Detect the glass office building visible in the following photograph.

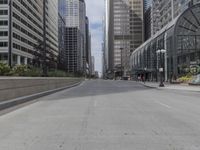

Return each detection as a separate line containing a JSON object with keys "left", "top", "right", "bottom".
{"left": 105, "top": 0, "right": 144, "bottom": 77}
{"left": 65, "top": 27, "right": 82, "bottom": 73}
{"left": 130, "top": 4, "right": 200, "bottom": 81}
{"left": 65, "top": 0, "right": 86, "bottom": 73}
{"left": 144, "top": 0, "right": 152, "bottom": 41}
{"left": 58, "top": 0, "right": 67, "bottom": 69}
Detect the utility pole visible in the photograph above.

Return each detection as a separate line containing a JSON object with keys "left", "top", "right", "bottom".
{"left": 42, "top": 0, "right": 47, "bottom": 76}
{"left": 8, "top": 0, "right": 12, "bottom": 68}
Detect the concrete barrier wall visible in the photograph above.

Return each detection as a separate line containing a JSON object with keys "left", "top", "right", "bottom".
{"left": 0, "top": 77, "right": 82, "bottom": 102}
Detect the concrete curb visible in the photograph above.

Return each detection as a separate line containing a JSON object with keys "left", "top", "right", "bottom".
{"left": 139, "top": 82, "right": 200, "bottom": 92}
{"left": 141, "top": 83, "right": 158, "bottom": 89}
{"left": 0, "top": 81, "right": 82, "bottom": 111}
{"left": 136, "top": 81, "right": 158, "bottom": 89}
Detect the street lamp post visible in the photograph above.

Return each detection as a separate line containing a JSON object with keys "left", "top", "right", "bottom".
{"left": 157, "top": 49, "right": 166, "bottom": 87}
{"left": 144, "top": 67, "right": 147, "bottom": 82}
{"left": 120, "top": 48, "right": 123, "bottom": 79}
{"left": 8, "top": 0, "right": 12, "bottom": 68}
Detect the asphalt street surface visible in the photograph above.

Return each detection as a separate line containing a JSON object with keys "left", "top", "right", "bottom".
{"left": 0, "top": 80, "right": 200, "bottom": 150}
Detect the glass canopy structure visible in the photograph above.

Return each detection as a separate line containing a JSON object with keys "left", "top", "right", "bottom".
{"left": 130, "top": 3, "right": 200, "bottom": 81}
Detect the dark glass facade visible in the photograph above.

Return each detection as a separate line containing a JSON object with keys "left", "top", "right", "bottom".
{"left": 65, "top": 27, "right": 82, "bottom": 73}
{"left": 58, "top": 0, "right": 66, "bottom": 69}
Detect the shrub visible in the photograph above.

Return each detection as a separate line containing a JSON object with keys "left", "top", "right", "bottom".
{"left": 1, "top": 63, "right": 77, "bottom": 77}
{"left": 47, "top": 69, "right": 67, "bottom": 77}
{"left": 177, "top": 75, "right": 193, "bottom": 83}
{"left": 24, "top": 67, "right": 43, "bottom": 77}
{"left": 12, "top": 65, "right": 29, "bottom": 76}
{"left": 12, "top": 65, "right": 43, "bottom": 77}
{"left": 0, "top": 62, "right": 11, "bottom": 76}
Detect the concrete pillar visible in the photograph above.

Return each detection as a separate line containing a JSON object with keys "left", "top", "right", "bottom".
{"left": 17, "top": 55, "right": 21, "bottom": 65}
{"left": 24, "top": 57, "right": 28, "bottom": 65}
{"left": 171, "top": 0, "right": 174, "bottom": 20}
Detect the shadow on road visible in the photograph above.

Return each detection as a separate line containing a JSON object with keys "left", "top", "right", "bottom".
{"left": 42, "top": 80, "right": 153, "bottom": 101}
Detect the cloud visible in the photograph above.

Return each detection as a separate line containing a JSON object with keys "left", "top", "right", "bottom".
{"left": 85, "top": 0, "right": 104, "bottom": 74}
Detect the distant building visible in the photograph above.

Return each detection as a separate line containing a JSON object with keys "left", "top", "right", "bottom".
{"left": 102, "top": 41, "right": 106, "bottom": 78}
{"left": 102, "top": 3, "right": 107, "bottom": 78}
{"left": 91, "top": 56, "right": 95, "bottom": 76}
{"left": 65, "top": 27, "right": 82, "bottom": 73}
{"left": 144, "top": 0, "right": 152, "bottom": 9}
{"left": 65, "top": 0, "right": 87, "bottom": 73}
{"left": 144, "top": 0, "right": 152, "bottom": 41}
{"left": 58, "top": 0, "right": 67, "bottom": 69}
{"left": 85, "top": 16, "right": 92, "bottom": 75}
{"left": 105, "top": 0, "right": 144, "bottom": 76}
{"left": 95, "top": 71, "right": 99, "bottom": 78}
{"left": 0, "top": 0, "right": 58, "bottom": 66}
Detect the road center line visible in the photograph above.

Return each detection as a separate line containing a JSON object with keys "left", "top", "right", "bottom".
{"left": 94, "top": 100, "right": 98, "bottom": 107}
{"left": 154, "top": 101, "right": 172, "bottom": 109}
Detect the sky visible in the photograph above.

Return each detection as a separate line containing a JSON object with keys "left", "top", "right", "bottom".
{"left": 85, "top": 0, "right": 104, "bottom": 74}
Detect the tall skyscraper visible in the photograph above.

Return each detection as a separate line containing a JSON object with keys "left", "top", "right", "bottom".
{"left": 58, "top": 0, "right": 67, "bottom": 69}
{"left": 151, "top": 0, "right": 200, "bottom": 35}
{"left": 85, "top": 16, "right": 92, "bottom": 75}
{"left": 144, "top": 0, "right": 152, "bottom": 41}
{"left": 0, "top": 0, "right": 59, "bottom": 66}
{"left": 144, "top": 0, "right": 152, "bottom": 11}
{"left": 65, "top": 27, "right": 82, "bottom": 72}
{"left": 105, "top": 0, "right": 144, "bottom": 76}
{"left": 65, "top": 0, "right": 86, "bottom": 73}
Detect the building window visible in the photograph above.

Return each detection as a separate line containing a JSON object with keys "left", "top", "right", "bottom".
{"left": 0, "top": 0, "right": 8, "bottom": 4}
{"left": 0, "top": 10, "right": 8, "bottom": 15}
{"left": 0, "top": 20, "right": 8, "bottom": 26}
{"left": 0, "top": 31, "right": 8, "bottom": 36}
{"left": 0, "top": 42, "right": 8, "bottom": 47}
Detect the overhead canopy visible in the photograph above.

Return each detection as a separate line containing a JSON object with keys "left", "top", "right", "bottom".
{"left": 175, "top": 4, "right": 200, "bottom": 53}
{"left": 175, "top": 4, "right": 200, "bottom": 36}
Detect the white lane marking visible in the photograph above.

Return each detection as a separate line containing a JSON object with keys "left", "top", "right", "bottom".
{"left": 155, "top": 101, "right": 172, "bottom": 109}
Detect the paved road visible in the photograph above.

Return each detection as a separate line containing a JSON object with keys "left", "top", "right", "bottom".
{"left": 0, "top": 80, "right": 200, "bottom": 150}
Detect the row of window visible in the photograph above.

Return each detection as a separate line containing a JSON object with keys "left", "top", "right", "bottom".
{"left": 0, "top": 42, "right": 7, "bottom": 47}
{"left": 13, "top": 32, "right": 35, "bottom": 47}
{"left": 13, "top": 4, "right": 43, "bottom": 37}
{"left": 0, "top": 0, "right": 58, "bottom": 58}
{"left": 16, "top": 0, "right": 42, "bottom": 23}
{"left": 13, "top": 1, "right": 59, "bottom": 55}
{"left": 0, "top": 31, "right": 7, "bottom": 36}
{"left": 13, "top": 22, "right": 41, "bottom": 45}
{"left": 0, "top": 0, "right": 7, "bottom": 4}
{"left": 0, "top": 10, "right": 8, "bottom": 15}
{"left": 0, "top": 20, "right": 8, "bottom": 26}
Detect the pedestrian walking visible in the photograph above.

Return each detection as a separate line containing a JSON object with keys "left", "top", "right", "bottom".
{"left": 141, "top": 74, "right": 145, "bottom": 83}
{"left": 138, "top": 75, "right": 141, "bottom": 82}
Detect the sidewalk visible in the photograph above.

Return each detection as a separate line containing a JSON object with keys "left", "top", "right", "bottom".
{"left": 140, "top": 82, "right": 200, "bottom": 92}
